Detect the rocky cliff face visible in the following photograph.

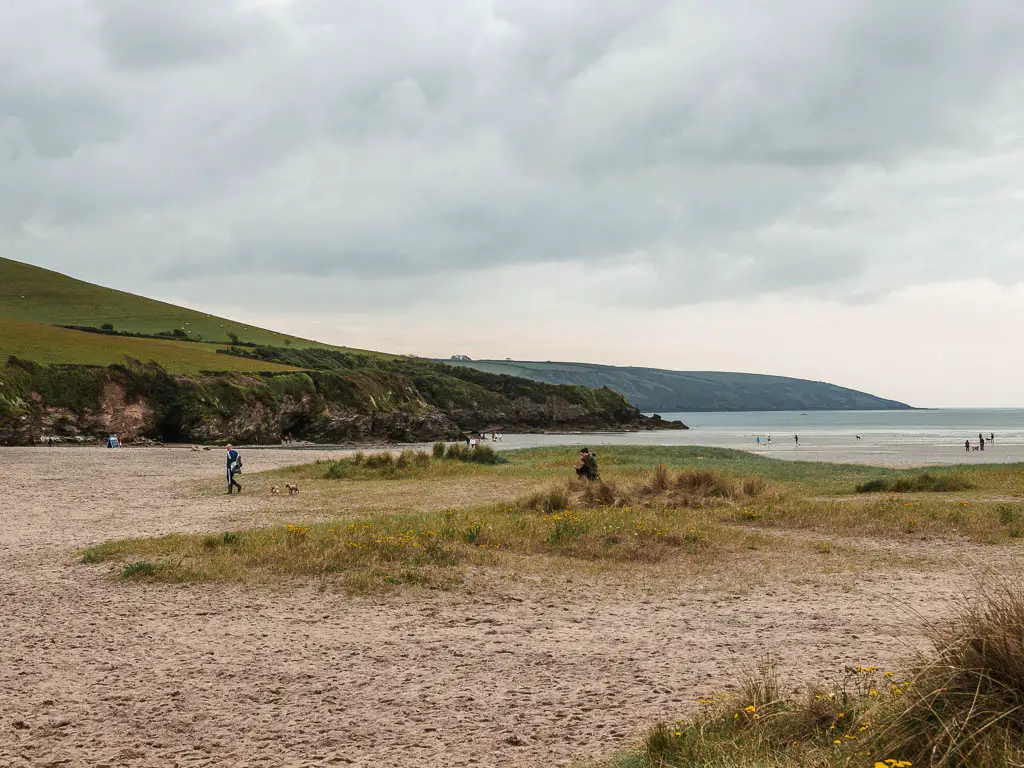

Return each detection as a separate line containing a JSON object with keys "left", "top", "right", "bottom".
{"left": 0, "top": 359, "right": 684, "bottom": 446}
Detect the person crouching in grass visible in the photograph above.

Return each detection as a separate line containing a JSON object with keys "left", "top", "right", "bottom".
{"left": 575, "top": 448, "right": 599, "bottom": 481}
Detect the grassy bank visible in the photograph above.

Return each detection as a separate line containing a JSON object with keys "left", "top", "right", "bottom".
{"left": 0, "top": 256, "right": 350, "bottom": 349}
{"left": 610, "top": 578, "right": 1024, "bottom": 768}
{"left": 0, "top": 318, "right": 300, "bottom": 374}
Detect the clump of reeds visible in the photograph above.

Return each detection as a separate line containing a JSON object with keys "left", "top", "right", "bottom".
{"left": 868, "top": 577, "right": 1024, "bottom": 766}
{"left": 443, "top": 443, "right": 504, "bottom": 464}
{"left": 517, "top": 465, "right": 772, "bottom": 514}
{"left": 624, "top": 577, "right": 1024, "bottom": 768}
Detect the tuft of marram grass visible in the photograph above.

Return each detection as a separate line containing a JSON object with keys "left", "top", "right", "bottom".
{"left": 867, "top": 576, "right": 1024, "bottom": 766}
{"left": 515, "top": 466, "right": 775, "bottom": 514}
{"left": 614, "top": 577, "right": 1024, "bottom": 768}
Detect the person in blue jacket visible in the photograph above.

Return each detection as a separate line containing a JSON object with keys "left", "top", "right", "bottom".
{"left": 226, "top": 444, "right": 243, "bottom": 494}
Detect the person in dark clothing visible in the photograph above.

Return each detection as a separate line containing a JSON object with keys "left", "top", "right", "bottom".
{"left": 965, "top": 439, "right": 971, "bottom": 453}
{"left": 575, "top": 448, "right": 599, "bottom": 481}
{"left": 980, "top": 434, "right": 985, "bottom": 451}
{"left": 226, "top": 444, "right": 243, "bottom": 494}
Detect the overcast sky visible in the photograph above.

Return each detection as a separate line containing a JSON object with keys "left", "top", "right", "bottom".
{"left": 4, "top": 1, "right": 1024, "bottom": 407}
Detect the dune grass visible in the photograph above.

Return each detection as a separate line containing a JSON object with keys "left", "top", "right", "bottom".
{"left": 317, "top": 446, "right": 508, "bottom": 481}
{"left": 77, "top": 446, "right": 1024, "bottom": 592}
{"left": 611, "top": 577, "right": 1024, "bottom": 768}
{"left": 79, "top": 476, "right": 777, "bottom": 590}
{"left": 79, "top": 449, "right": 1018, "bottom": 591}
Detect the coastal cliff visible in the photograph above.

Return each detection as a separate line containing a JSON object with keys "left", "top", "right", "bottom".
{"left": 0, "top": 357, "right": 686, "bottom": 446}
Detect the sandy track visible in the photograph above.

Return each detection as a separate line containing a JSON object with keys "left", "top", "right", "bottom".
{"left": 0, "top": 447, "right": 987, "bottom": 767}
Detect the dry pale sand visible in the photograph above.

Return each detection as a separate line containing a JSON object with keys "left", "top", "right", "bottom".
{"left": 0, "top": 446, "right": 1010, "bottom": 767}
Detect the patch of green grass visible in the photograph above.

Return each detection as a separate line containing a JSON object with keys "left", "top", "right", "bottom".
{"left": 0, "top": 256, "right": 364, "bottom": 351}
{"left": 0, "top": 317, "right": 300, "bottom": 374}
{"left": 499, "top": 446, "right": 881, "bottom": 491}
{"left": 856, "top": 472, "right": 975, "bottom": 494}
{"left": 121, "top": 561, "right": 159, "bottom": 579}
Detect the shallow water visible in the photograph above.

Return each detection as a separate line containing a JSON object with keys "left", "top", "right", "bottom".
{"left": 489, "top": 409, "right": 1024, "bottom": 468}
{"left": 253, "top": 409, "right": 1024, "bottom": 468}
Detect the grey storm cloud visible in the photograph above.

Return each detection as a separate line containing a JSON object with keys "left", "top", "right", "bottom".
{"left": 3, "top": 0, "right": 1024, "bottom": 309}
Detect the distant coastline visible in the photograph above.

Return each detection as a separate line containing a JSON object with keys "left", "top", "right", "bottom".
{"left": 442, "top": 358, "right": 911, "bottom": 413}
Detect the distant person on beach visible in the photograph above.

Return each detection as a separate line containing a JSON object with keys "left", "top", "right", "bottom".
{"left": 794, "top": 434, "right": 799, "bottom": 446}
{"left": 980, "top": 434, "right": 985, "bottom": 451}
{"left": 755, "top": 436, "right": 761, "bottom": 447}
{"left": 991, "top": 433, "right": 995, "bottom": 443}
{"left": 226, "top": 444, "right": 243, "bottom": 494}
{"left": 767, "top": 435, "right": 772, "bottom": 447}
{"left": 965, "top": 439, "right": 971, "bottom": 453}
{"left": 575, "top": 448, "right": 599, "bottom": 481}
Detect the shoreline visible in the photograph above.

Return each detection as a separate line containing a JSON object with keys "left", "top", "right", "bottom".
{"left": 16, "top": 434, "right": 1024, "bottom": 469}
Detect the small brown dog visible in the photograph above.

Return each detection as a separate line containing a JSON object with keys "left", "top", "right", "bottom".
{"left": 285, "top": 483, "right": 300, "bottom": 495}
{"left": 270, "top": 485, "right": 281, "bottom": 495}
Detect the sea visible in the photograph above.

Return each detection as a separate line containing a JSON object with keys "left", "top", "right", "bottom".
{"left": 267, "top": 409, "right": 1024, "bottom": 466}
{"left": 490, "top": 409, "right": 1024, "bottom": 466}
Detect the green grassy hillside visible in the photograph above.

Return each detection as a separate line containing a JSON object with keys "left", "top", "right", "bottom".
{"left": 0, "top": 257, "right": 363, "bottom": 351}
{"left": 0, "top": 258, "right": 663, "bottom": 444}
{"left": 443, "top": 359, "right": 912, "bottom": 412}
{"left": 0, "top": 318, "right": 298, "bottom": 374}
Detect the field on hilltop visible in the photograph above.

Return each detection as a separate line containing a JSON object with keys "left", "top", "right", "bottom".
{"left": 0, "top": 317, "right": 299, "bottom": 374}
{"left": 0, "top": 257, "right": 366, "bottom": 352}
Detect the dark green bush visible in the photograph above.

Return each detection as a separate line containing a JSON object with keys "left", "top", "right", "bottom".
{"left": 856, "top": 473, "right": 974, "bottom": 494}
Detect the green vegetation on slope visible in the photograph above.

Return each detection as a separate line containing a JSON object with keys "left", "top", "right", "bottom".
{"left": 219, "top": 344, "right": 653, "bottom": 423}
{"left": 0, "top": 257, "right": 364, "bottom": 351}
{"left": 0, "top": 318, "right": 298, "bottom": 374}
{"left": 443, "top": 359, "right": 912, "bottom": 412}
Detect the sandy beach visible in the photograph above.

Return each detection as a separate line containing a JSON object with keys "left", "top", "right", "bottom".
{"left": 1, "top": 446, "right": 1016, "bottom": 767}
{"left": 493, "top": 431, "right": 1024, "bottom": 468}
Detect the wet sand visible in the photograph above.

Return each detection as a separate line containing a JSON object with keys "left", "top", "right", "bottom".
{"left": 0, "top": 446, "right": 1012, "bottom": 767}
{"left": 491, "top": 432, "right": 1024, "bottom": 468}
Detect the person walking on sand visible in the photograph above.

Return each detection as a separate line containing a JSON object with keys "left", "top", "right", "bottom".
{"left": 979, "top": 434, "right": 985, "bottom": 451}
{"left": 965, "top": 439, "right": 971, "bottom": 453}
{"left": 226, "top": 444, "right": 243, "bottom": 494}
{"left": 794, "top": 434, "right": 799, "bottom": 446}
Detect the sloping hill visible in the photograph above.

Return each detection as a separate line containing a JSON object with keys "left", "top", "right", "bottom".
{"left": 443, "top": 360, "right": 912, "bottom": 412}
{"left": 0, "top": 258, "right": 668, "bottom": 444}
{"left": 0, "top": 317, "right": 298, "bottom": 374}
{"left": 0, "top": 257, "right": 363, "bottom": 351}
